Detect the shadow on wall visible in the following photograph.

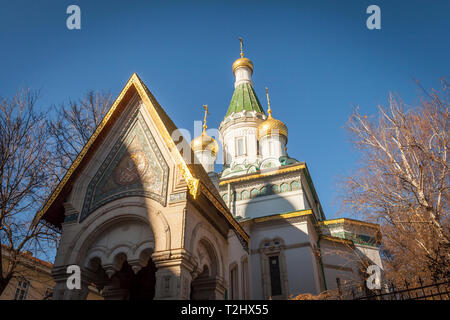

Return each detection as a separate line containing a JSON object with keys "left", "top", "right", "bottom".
{"left": 87, "top": 251, "right": 160, "bottom": 300}
{"left": 70, "top": 138, "right": 172, "bottom": 300}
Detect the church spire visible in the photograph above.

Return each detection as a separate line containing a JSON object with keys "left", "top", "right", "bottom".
{"left": 225, "top": 38, "right": 264, "bottom": 117}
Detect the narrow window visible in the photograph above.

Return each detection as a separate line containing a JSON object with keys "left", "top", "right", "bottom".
{"left": 236, "top": 137, "right": 245, "bottom": 156}
{"left": 223, "top": 144, "right": 227, "bottom": 163}
{"left": 241, "top": 259, "right": 249, "bottom": 299}
{"left": 14, "top": 279, "right": 30, "bottom": 300}
{"left": 230, "top": 265, "right": 239, "bottom": 299}
{"left": 268, "top": 141, "right": 274, "bottom": 155}
{"left": 269, "top": 256, "right": 282, "bottom": 296}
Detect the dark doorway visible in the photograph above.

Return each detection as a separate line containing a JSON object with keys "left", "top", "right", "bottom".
{"left": 269, "top": 256, "right": 282, "bottom": 296}
{"left": 113, "top": 259, "right": 157, "bottom": 300}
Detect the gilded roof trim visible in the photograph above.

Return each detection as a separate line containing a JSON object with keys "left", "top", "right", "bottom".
{"left": 319, "top": 218, "right": 380, "bottom": 230}
{"left": 199, "top": 182, "right": 249, "bottom": 244}
{"left": 250, "top": 209, "right": 313, "bottom": 224}
{"left": 320, "top": 235, "right": 354, "bottom": 246}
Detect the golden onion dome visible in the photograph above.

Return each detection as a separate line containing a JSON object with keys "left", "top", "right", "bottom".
{"left": 232, "top": 57, "right": 254, "bottom": 74}
{"left": 257, "top": 113, "right": 288, "bottom": 140}
{"left": 191, "top": 132, "right": 219, "bottom": 155}
{"left": 232, "top": 37, "right": 254, "bottom": 74}
{"left": 191, "top": 104, "right": 219, "bottom": 155}
{"left": 258, "top": 87, "right": 288, "bottom": 140}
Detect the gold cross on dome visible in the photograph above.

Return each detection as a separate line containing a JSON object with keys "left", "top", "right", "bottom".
{"left": 239, "top": 37, "right": 244, "bottom": 58}
{"left": 265, "top": 87, "right": 272, "bottom": 118}
{"left": 202, "top": 104, "right": 209, "bottom": 133}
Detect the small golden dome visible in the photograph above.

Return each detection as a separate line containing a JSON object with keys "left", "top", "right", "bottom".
{"left": 191, "top": 132, "right": 219, "bottom": 156}
{"left": 258, "top": 87, "right": 287, "bottom": 140}
{"left": 232, "top": 57, "right": 254, "bottom": 74}
{"left": 191, "top": 104, "right": 219, "bottom": 155}
{"left": 257, "top": 114, "right": 288, "bottom": 140}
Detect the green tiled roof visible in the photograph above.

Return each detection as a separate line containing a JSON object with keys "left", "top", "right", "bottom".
{"left": 225, "top": 82, "right": 265, "bottom": 117}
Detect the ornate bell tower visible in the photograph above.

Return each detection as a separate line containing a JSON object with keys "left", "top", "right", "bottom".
{"left": 219, "top": 38, "right": 266, "bottom": 178}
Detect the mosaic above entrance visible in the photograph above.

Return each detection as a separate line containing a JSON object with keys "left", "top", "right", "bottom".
{"left": 79, "top": 108, "right": 169, "bottom": 222}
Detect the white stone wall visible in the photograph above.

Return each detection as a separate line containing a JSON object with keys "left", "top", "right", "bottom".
{"left": 220, "top": 121, "right": 262, "bottom": 166}
{"left": 232, "top": 190, "right": 307, "bottom": 219}
{"left": 259, "top": 135, "right": 287, "bottom": 160}
{"left": 234, "top": 66, "right": 253, "bottom": 88}
{"left": 227, "top": 230, "right": 250, "bottom": 300}
{"left": 248, "top": 218, "right": 322, "bottom": 299}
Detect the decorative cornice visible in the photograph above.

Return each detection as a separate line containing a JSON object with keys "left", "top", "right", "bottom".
{"left": 250, "top": 241, "right": 310, "bottom": 255}
{"left": 219, "top": 163, "right": 306, "bottom": 186}
{"left": 320, "top": 235, "right": 354, "bottom": 246}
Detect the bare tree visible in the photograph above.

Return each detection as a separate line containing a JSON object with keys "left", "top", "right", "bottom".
{"left": 0, "top": 90, "right": 58, "bottom": 295}
{"left": 47, "top": 90, "right": 112, "bottom": 180}
{"left": 341, "top": 80, "right": 449, "bottom": 284}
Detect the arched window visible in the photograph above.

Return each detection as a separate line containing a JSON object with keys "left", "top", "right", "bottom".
{"left": 260, "top": 186, "right": 267, "bottom": 196}
{"left": 271, "top": 184, "right": 280, "bottom": 194}
{"left": 268, "top": 256, "right": 282, "bottom": 296}
{"left": 259, "top": 238, "right": 288, "bottom": 299}
{"left": 14, "top": 278, "right": 30, "bottom": 300}
{"left": 250, "top": 188, "right": 259, "bottom": 198}
{"left": 290, "top": 181, "right": 300, "bottom": 191}
{"left": 280, "top": 183, "right": 290, "bottom": 193}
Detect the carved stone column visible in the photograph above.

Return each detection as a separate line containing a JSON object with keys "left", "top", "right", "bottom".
{"left": 152, "top": 249, "right": 196, "bottom": 300}
{"left": 51, "top": 266, "right": 96, "bottom": 300}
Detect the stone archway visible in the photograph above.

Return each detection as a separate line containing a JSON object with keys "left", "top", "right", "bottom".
{"left": 93, "top": 258, "right": 157, "bottom": 300}
{"left": 81, "top": 219, "right": 157, "bottom": 300}
{"left": 190, "top": 238, "right": 225, "bottom": 300}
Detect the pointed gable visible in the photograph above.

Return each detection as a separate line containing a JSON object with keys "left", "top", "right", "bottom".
{"left": 35, "top": 73, "right": 248, "bottom": 249}
{"left": 79, "top": 108, "right": 170, "bottom": 222}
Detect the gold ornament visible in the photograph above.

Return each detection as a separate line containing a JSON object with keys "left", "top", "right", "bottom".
{"left": 191, "top": 105, "right": 219, "bottom": 155}
{"left": 232, "top": 37, "right": 254, "bottom": 74}
{"left": 257, "top": 87, "right": 288, "bottom": 140}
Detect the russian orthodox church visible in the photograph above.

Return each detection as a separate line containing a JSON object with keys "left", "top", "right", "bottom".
{"left": 38, "top": 40, "right": 382, "bottom": 300}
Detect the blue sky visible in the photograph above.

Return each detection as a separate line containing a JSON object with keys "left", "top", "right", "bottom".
{"left": 1, "top": 0, "right": 449, "bottom": 220}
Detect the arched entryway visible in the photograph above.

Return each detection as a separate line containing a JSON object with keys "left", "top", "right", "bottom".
{"left": 100, "top": 259, "right": 157, "bottom": 300}
{"left": 80, "top": 218, "right": 158, "bottom": 300}
{"left": 190, "top": 238, "right": 225, "bottom": 300}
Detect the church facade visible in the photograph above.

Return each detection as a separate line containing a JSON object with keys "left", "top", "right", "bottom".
{"left": 37, "top": 43, "right": 382, "bottom": 300}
